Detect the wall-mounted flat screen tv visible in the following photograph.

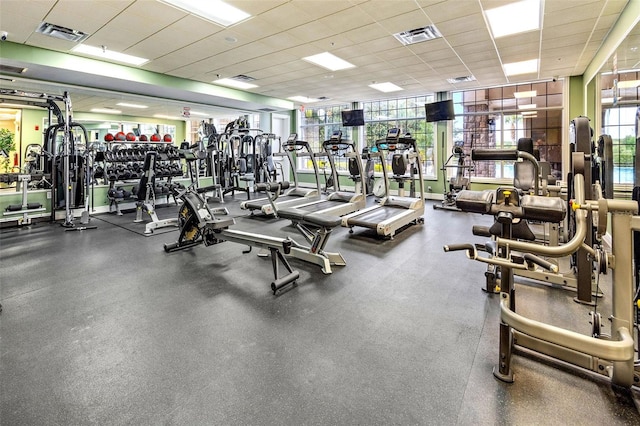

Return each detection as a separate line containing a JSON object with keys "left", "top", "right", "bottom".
{"left": 341, "top": 109, "right": 365, "bottom": 126}
{"left": 425, "top": 100, "right": 455, "bottom": 122}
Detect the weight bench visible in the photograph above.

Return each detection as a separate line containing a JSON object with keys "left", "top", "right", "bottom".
{"left": 275, "top": 206, "right": 346, "bottom": 274}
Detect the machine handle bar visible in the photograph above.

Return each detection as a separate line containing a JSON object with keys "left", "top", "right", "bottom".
{"left": 522, "top": 253, "right": 558, "bottom": 273}
{"left": 255, "top": 181, "right": 291, "bottom": 193}
{"left": 443, "top": 243, "right": 476, "bottom": 253}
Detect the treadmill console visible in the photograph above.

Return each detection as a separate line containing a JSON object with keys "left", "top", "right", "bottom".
{"left": 386, "top": 128, "right": 401, "bottom": 141}
{"left": 287, "top": 133, "right": 298, "bottom": 143}
{"left": 330, "top": 130, "right": 342, "bottom": 142}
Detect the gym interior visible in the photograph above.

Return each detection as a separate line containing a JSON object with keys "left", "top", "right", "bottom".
{"left": 1, "top": 0, "right": 640, "bottom": 424}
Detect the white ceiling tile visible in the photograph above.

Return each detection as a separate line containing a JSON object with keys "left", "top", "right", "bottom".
{"left": 0, "top": 0, "right": 635, "bottom": 111}
{"left": 376, "top": 11, "right": 435, "bottom": 34}
{"left": 436, "top": 13, "right": 487, "bottom": 37}
{"left": 226, "top": 0, "right": 289, "bottom": 15}
{"left": 45, "top": 0, "right": 136, "bottom": 34}
{"left": 445, "top": 29, "right": 493, "bottom": 47}
{"left": 355, "top": 0, "right": 424, "bottom": 21}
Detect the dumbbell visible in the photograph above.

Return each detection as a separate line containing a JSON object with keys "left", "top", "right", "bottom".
{"left": 108, "top": 187, "right": 125, "bottom": 199}
{"left": 117, "top": 186, "right": 132, "bottom": 198}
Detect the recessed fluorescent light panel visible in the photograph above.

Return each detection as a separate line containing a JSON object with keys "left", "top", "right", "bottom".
{"left": 303, "top": 52, "right": 355, "bottom": 71}
{"left": 72, "top": 44, "right": 149, "bottom": 66}
{"left": 189, "top": 111, "right": 210, "bottom": 117}
{"left": 520, "top": 111, "right": 537, "bottom": 115}
{"left": 158, "top": 0, "right": 250, "bottom": 27}
{"left": 601, "top": 97, "right": 621, "bottom": 104}
{"left": 288, "top": 96, "right": 321, "bottom": 103}
{"left": 154, "top": 114, "right": 183, "bottom": 120}
{"left": 485, "top": 0, "right": 541, "bottom": 38}
{"left": 369, "top": 82, "right": 403, "bottom": 93}
{"left": 503, "top": 59, "right": 538, "bottom": 76}
{"left": 393, "top": 25, "right": 442, "bottom": 45}
{"left": 213, "top": 78, "right": 258, "bottom": 90}
{"left": 514, "top": 90, "right": 537, "bottom": 98}
{"left": 91, "top": 108, "right": 122, "bottom": 114}
{"left": 116, "top": 102, "right": 148, "bottom": 109}
{"left": 518, "top": 104, "right": 537, "bottom": 110}
{"left": 617, "top": 80, "right": 640, "bottom": 89}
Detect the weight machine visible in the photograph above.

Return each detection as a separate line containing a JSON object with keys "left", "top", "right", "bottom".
{"left": 445, "top": 168, "right": 639, "bottom": 389}
{"left": 444, "top": 116, "right": 640, "bottom": 391}
{"left": 0, "top": 89, "right": 87, "bottom": 228}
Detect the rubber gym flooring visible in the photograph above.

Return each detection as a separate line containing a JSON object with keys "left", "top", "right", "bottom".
{"left": 1, "top": 196, "right": 639, "bottom": 425}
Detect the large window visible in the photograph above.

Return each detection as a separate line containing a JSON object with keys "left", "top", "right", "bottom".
{"left": 601, "top": 71, "right": 639, "bottom": 190}
{"left": 363, "top": 95, "right": 436, "bottom": 178}
{"left": 452, "top": 81, "right": 564, "bottom": 180}
{"left": 299, "top": 104, "right": 351, "bottom": 171}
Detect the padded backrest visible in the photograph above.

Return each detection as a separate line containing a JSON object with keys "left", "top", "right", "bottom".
{"left": 266, "top": 156, "right": 275, "bottom": 173}
{"left": 237, "top": 158, "right": 247, "bottom": 173}
{"left": 514, "top": 161, "right": 536, "bottom": 192}
{"left": 391, "top": 153, "right": 406, "bottom": 176}
{"left": 517, "top": 137, "right": 534, "bottom": 154}
{"left": 245, "top": 154, "right": 254, "bottom": 173}
{"left": 348, "top": 157, "right": 359, "bottom": 177}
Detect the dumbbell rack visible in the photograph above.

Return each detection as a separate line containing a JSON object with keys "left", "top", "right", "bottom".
{"left": 97, "top": 142, "right": 183, "bottom": 215}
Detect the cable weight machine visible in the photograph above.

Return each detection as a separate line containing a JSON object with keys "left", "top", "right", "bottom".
{"left": 0, "top": 89, "right": 90, "bottom": 229}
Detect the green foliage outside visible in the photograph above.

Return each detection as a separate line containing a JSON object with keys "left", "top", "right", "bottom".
{"left": 612, "top": 134, "right": 637, "bottom": 166}
{"left": 0, "top": 128, "right": 16, "bottom": 173}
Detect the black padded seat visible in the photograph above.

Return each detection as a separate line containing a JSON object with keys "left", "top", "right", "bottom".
{"left": 455, "top": 190, "right": 494, "bottom": 214}
{"left": 203, "top": 217, "right": 235, "bottom": 230}
{"left": 521, "top": 195, "right": 566, "bottom": 223}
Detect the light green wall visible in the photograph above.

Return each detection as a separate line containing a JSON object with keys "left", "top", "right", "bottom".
{"left": 1, "top": 42, "right": 293, "bottom": 111}
{"left": 568, "top": 75, "right": 584, "bottom": 121}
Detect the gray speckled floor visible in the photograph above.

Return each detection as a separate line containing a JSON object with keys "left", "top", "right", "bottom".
{"left": 1, "top": 198, "right": 639, "bottom": 425}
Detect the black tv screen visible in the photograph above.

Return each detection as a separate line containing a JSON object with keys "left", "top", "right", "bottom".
{"left": 341, "top": 109, "right": 365, "bottom": 126}
{"left": 425, "top": 100, "right": 455, "bottom": 122}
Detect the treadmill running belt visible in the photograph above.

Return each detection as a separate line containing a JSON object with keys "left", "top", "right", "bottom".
{"left": 345, "top": 206, "right": 406, "bottom": 229}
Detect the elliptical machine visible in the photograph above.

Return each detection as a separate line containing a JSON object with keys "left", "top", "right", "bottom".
{"left": 434, "top": 139, "right": 474, "bottom": 211}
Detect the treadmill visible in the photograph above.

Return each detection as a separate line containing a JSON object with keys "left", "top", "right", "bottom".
{"left": 240, "top": 133, "right": 321, "bottom": 216}
{"left": 341, "top": 128, "right": 425, "bottom": 238}
{"left": 285, "top": 131, "right": 366, "bottom": 218}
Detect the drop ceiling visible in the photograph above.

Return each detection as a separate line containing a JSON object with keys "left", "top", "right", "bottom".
{"left": 0, "top": 0, "right": 635, "bottom": 120}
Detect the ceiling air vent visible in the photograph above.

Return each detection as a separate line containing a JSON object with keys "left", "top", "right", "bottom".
{"left": 36, "top": 22, "right": 89, "bottom": 43}
{"left": 0, "top": 64, "right": 27, "bottom": 74}
{"left": 447, "top": 75, "right": 477, "bottom": 84}
{"left": 231, "top": 74, "right": 256, "bottom": 82}
{"left": 394, "top": 25, "right": 442, "bottom": 46}
{"left": 258, "top": 108, "right": 277, "bottom": 112}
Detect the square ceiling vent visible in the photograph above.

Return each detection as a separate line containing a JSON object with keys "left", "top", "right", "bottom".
{"left": 394, "top": 25, "right": 442, "bottom": 45}
{"left": 447, "top": 75, "right": 476, "bottom": 84}
{"left": 36, "top": 22, "right": 89, "bottom": 43}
